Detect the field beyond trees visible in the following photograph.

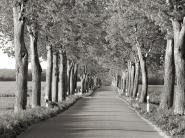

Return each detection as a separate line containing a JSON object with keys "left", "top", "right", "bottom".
{"left": 0, "top": 69, "right": 46, "bottom": 81}
{"left": 0, "top": 81, "right": 82, "bottom": 115}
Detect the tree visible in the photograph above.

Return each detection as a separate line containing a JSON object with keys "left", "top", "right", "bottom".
{"left": 45, "top": 45, "right": 53, "bottom": 101}
{"left": 132, "top": 59, "right": 140, "bottom": 98}
{"left": 137, "top": 44, "right": 148, "bottom": 103}
{"left": 127, "top": 0, "right": 185, "bottom": 114}
{"left": 52, "top": 52, "right": 59, "bottom": 102}
{"left": 58, "top": 50, "right": 67, "bottom": 102}
{"left": 73, "top": 63, "right": 78, "bottom": 92}
{"left": 171, "top": 18, "right": 185, "bottom": 114}
{"left": 69, "top": 63, "right": 75, "bottom": 94}
{"left": 13, "top": 1, "right": 29, "bottom": 112}
{"left": 0, "top": 0, "right": 55, "bottom": 110}
{"left": 105, "top": 0, "right": 166, "bottom": 104}
{"left": 127, "top": 61, "right": 132, "bottom": 97}
{"left": 130, "top": 63, "right": 135, "bottom": 97}
{"left": 121, "top": 71, "right": 126, "bottom": 94}
{"left": 160, "top": 38, "right": 174, "bottom": 109}
{"left": 27, "top": 24, "right": 42, "bottom": 108}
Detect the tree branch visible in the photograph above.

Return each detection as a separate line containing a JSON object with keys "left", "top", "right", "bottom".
{"left": 145, "top": 47, "right": 151, "bottom": 58}
{"left": 170, "top": 18, "right": 181, "bottom": 32}
{"left": 18, "top": 1, "right": 24, "bottom": 21}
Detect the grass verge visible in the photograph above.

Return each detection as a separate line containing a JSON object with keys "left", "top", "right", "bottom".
{"left": 118, "top": 92, "right": 185, "bottom": 138}
{"left": 0, "top": 89, "right": 95, "bottom": 138}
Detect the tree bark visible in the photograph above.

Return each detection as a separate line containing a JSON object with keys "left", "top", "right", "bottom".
{"left": 85, "top": 75, "right": 90, "bottom": 92}
{"left": 125, "top": 71, "right": 129, "bottom": 95}
{"left": 67, "top": 60, "right": 70, "bottom": 95}
{"left": 120, "top": 77, "right": 123, "bottom": 92}
{"left": 68, "top": 62, "right": 73, "bottom": 95}
{"left": 58, "top": 50, "right": 67, "bottom": 102}
{"left": 130, "top": 64, "right": 135, "bottom": 97}
{"left": 45, "top": 45, "right": 53, "bottom": 101}
{"left": 73, "top": 63, "right": 78, "bottom": 92}
{"left": 94, "top": 76, "right": 98, "bottom": 88}
{"left": 127, "top": 61, "right": 132, "bottom": 97}
{"left": 137, "top": 46, "right": 148, "bottom": 103}
{"left": 13, "top": 3, "right": 29, "bottom": 112}
{"left": 132, "top": 61, "right": 140, "bottom": 98}
{"left": 67, "top": 60, "right": 73, "bottom": 95}
{"left": 171, "top": 18, "right": 185, "bottom": 114}
{"left": 52, "top": 52, "right": 59, "bottom": 102}
{"left": 70, "top": 64, "right": 75, "bottom": 94}
{"left": 89, "top": 76, "right": 94, "bottom": 90}
{"left": 116, "top": 74, "right": 119, "bottom": 88}
{"left": 160, "top": 38, "right": 175, "bottom": 109}
{"left": 27, "top": 25, "right": 42, "bottom": 108}
{"left": 122, "top": 71, "right": 126, "bottom": 94}
{"left": 81, "top": 65, "right": 88, "bottom": 93}
{"left": 84, "top": 75, "right": 88, "bottom": 93}
{"left": 81, "top": 75, "right": 86, "bottom": 93}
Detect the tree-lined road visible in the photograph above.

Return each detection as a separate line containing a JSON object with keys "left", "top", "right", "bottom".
{"left": 18, "top": 86, "right": 164, "bottom": 138}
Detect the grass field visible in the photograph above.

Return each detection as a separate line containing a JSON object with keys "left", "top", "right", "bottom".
{"left": 0, "top": 81, "right": 46, "bottom": 96}
{"left": 135, "top": 85, "right": 162, "bottom": 105}
{"left": 0, "top": 81, "right": 46, "bottom": 115}
{"left": 0, "top": 81, "right": 82, "bottom": 115}
{"left": 0, "top": 82, "right": 164, "bottom": 115}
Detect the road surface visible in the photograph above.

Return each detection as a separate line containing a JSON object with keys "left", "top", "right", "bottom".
{"left": 18, "top": 86, "right": 164, "bottom": 138}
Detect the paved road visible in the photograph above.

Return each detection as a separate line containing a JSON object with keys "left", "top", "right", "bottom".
{"left": 18, "top": 86, "right": 164, "bottom": 138}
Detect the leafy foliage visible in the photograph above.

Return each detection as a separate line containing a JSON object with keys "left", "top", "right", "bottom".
{"left": 0, "top": 0, "right": 169, "bottom": 78}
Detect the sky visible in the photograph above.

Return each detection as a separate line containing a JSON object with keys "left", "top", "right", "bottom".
{"left": 0, "top": 50, "right": 47, "bottom": 69}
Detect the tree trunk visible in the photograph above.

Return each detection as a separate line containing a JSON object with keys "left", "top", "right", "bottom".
{"left": 122, "top": 71, "right": 126, "bottom": 94}
{"left": 137, "top": 46, "right": 148, "bottom": 103}
{"left": 125, "top": 71, "right": 129, "bottom": 95}
{"left": 13, "top": 3, "right": 29, "bottom": 112}
{"left": 116, "top": 74, "right": 119, "bottom": 88}
{"left": 132, "top": 61, "right": 140, "bottom": 98}
{"left": 130, "top": 64, "right": 135, "bottom": 97}
{"left": 73, "top": 63, "right": 78, "bottom": 92}
{"left": 85, "top": 76, "right": 89, "bottom": 92}
{"left": 127, "top": 61, "right": 132, "bottom": 97}
{"left": 98, "top": 78, "right": 101, "bottom": 87}
{"left": 67, "top": 60, "right": 69, "bottom": 95}
{"left": 27, "top": 26, "right": 42, "bottom": 108}
{"left": 94, "top": 76, "right": 98, "bottom": 88}
{"left": 68, "top": 62, "right": 73, "bottom": 95}
{"left": 171, "top": 18, "right": 185, "bottom": 114}
{"left": 52, "top": 52, "right": 59, "bottom": 102}
{"left": 89, "top": 77, "right": 94, "bottom": 90}
{"left": 58, "top": 50, "right": 67, "bottom": 102}
{"left": 81, "top": 75, "right": 86, "bottom": 93}
{"left": 67, "top": 60, "right": 72, "bottom": 95}
{"left": 45, "top": 45, "right": 53, "bottom": 102}
{"left": 84, "top": 75, "right": 88, "bottom": 93}
{"left": 82, "top": 66, "right": 88, "bottom": 93}
{"left": 120, "top": 76, "right": 123, "bottom": 93}
{"left": 70, "top": 64, "right": 74, "bottom": 95}
{"left": 160, "top": 38, "right": 175, "bottom": 109}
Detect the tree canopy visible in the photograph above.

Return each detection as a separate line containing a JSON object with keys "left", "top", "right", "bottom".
{"left": 0, "top": 0, "right": 169, "bottom": 80}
